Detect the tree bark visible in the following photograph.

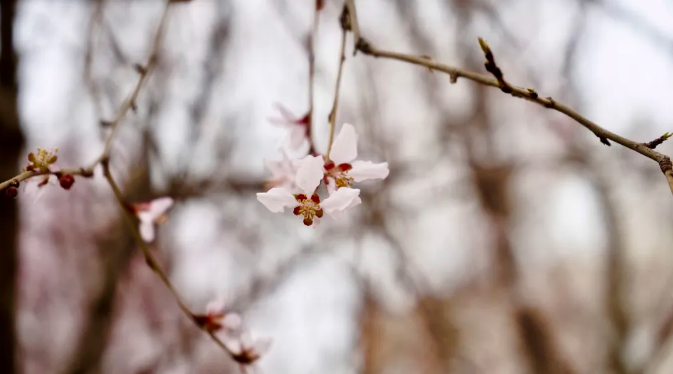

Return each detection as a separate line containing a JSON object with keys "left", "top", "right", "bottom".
{"left": 0, "top": 0, "right": 25, "bottom": 372}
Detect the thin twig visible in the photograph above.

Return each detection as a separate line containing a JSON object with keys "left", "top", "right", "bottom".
{"left": 344, "top": 0, "right": 361, "bottom": 55}
{"left": 0, "top": 1, "right": 168, "bottom": 192}
{"left": 644, "top": 132, "right": 672, "bottom": 149}
{"left": 101, "top": 161, "right": 234, "bottom": 356}
{"left": 0, "top": 0, "right": 239, "bottom": 359}
{"left": 306, "top": 0, "right": 321, "bottom": 155}
{"left": 325, "top": 5, "right": 349, "bottom": 160}
{"left": 341, "top": 0, "right": 673, "bottom": 194}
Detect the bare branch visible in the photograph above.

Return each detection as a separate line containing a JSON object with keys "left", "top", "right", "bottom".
{"left": 325, "top": 5, "right": 349, "bottom": 160}
{"left": 342, "top": 0, "right": 673, "bottom": 196}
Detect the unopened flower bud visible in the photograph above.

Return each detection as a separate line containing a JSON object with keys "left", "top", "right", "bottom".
{"left": 58, "top": 174, "right": 75, "bottom": 190}
{"left": 5, "top": 186, "right": 18, "bottom": 198}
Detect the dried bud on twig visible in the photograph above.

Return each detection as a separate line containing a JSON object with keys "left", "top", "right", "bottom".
{"left": 58, "top": 174, "right": 75, "bottom": 190}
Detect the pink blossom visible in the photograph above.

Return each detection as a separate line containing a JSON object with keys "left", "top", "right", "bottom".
{"left": 324, "top": 123, "right": 389, "bottom": 193}
{"left": 224, "top": 331, "right": 272, "bottom": 374}
{"left": 256, "top": 155, "right": 361, "bottom": 226}
{"left": 263, "top": 151, "right": 299, "bottom": 192}
{"left": 130, "top": 197, "right": 174, "bottom": 242}
{"left": 267, "top": 103, "right": 310, "bottom": 150}
{"left": 193, "top": 297, "right": 242, "bottom": 334}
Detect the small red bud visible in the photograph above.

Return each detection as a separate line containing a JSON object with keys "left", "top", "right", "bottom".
{"left": 59, "top": 174, "right": 75, "bottom": 190}
{"left": 311, "top": 194, "right": 320, "bottom": 203}
{"left": 27, "top": 153, "right": 35, "bottom": 162}
{"left": 303, "top": 217, "right": 313, "bottom": 226}
{"left": 5, "top": 186, "right": 18, "bottom": 198}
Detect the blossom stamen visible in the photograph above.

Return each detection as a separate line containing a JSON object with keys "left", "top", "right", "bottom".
{"left": 293, "top": 193, "right": 322, "bottom": 226}
{"left": 25, "top": 147, "right": 59, "bottom": 173}
{"left": 324, "top": 162, "right": 355, "bottom": 189}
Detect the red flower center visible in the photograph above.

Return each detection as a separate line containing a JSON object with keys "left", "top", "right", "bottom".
{"left": 293, "top": 193, "right": 323, "bottom": 226}
{"left": 324, "top": 161, "right": 354, "bottom": 189}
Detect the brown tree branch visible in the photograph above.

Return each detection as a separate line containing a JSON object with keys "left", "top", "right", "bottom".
{"left": 1, "top": 0, "right": 240, "bottom": 363}
{"left": 325, "top": 5, "right": 349, "bottom": 160}
{"left": 0, "top": 0, "right": 24, "bottom": 371}
{"left": 344, "top": 0, "right": 673, "bottom": 195}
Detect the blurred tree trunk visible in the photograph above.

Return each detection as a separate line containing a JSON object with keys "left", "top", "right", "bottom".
{"left": 0, "top": 0, "right": 24, "bottom": 372}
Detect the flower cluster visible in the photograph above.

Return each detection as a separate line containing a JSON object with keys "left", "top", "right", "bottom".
{"left": 25, "top": 147, "right": 59, "bottom": 173}
{"left": 129, "top": 197, "right": 174, "bottom": 242}
{"left": 257, "top": 119, "right": 389, "bottom": 226}
{"left": 19, "top": 147, "right": 76, "bottom": 192}
{"left": 193, "top": 297, "right": 272, "bottom": 373}
{"left": 129, "top": 199, "right": 272, "bottom": 373}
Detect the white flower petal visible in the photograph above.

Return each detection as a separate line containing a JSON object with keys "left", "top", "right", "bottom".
{"left": 223, "top": 336, "right": 243, "bottom": 354}
{"left": 254, "top": 337, "right": 273, "bottom": 355}
{"left": 139, "top": 221, "right": 155, "bottom": 242}
{"left": 147, "top": 197, "right": 174, "bottom": 217}
{"left": 295, "top": 155, "right": 324, "bottom": 195}
{"left": 287, "top": 126, "right": 307, "bottom": 149}
{"left": 222, "top": 313, "right": 242, "bottom": 330}
{"left": 326, "top": 178, "right": 337, "bottom": 195}
{"left": 274, "top": 102, "right": 298, "bottom": 122}
{"left": 321, "top": 187, "right": 361, "bottom": 213}
{"left": 256, "top": 188, "right": 297, "bottom": 213}
{"left": 241, "top": 332, "right": 254, "bottom": 348}
{"left": 328, "top": 123, "right": 358, "bottom": 165}
{"left": 206, "top": 297, "right": 226, "bottom": 314}
{"left": 326, "top": 195, "right": 361, "bottom": 220}
{"left": 349, "top": 161, "right": 389, "bottom": 182}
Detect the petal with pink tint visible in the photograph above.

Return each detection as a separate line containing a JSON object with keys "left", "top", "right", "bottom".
{"left": 328, "top": 123, "right": 358, "bottom": 165}
{"left": 349, "top": 161, "right": 389, "bottom": 182}
{"left": 206, "top": 298, "right": 226, "bottom": 314}
{"left": 223, "top": 335, "right": 243, "bottom": 354}
{"left": 287, "top": 126, "right": 307, "bottom": 149}
{"left": 295, "top": 155, "right": 324, "bottom": 195}
{"left": 240, "top": 332, "right": 254, "bottom": 348}
{"left": 253, "top": 337, "right": 273, "bottom": 355}
{"left": 256, "top": 188, "right": 297, "bottom": 213}
{"left": 325, "top": 195, "right": 361, "bottom": 220}
{"left": 139, "top": 221, "right": 156, "bottom": 242}
{"left": 222, "top": 313, "right": 243, "bottom": 331}
{"left": 321, "top": 187, "right": 361, "bottom": 214}
{"left": 137, "top": 197, "right": 174, "bottom": 223}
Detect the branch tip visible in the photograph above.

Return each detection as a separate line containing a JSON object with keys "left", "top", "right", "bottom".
{"left": 644, "top": 132, "right": 673, "bottom": 149}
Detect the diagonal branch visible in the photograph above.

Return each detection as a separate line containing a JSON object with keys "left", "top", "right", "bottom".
{"left": 344, "top": 0, "right": 673, "bottom": 196}
{"left": 0, "top": 0, "right": 240, "bottom": 361}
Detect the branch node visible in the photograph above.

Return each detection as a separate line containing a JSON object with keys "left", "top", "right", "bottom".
{"left": 449, "top": 73, "right": 458, "bottom": 84}
{"left": 543, "top": 96, "right": 555, "bottom": 108}
{"left": 133, "top": 63, "right": 147, "bottom": 75}
{"left": 660, "top": 157, "right": 673, "bottom": 174}
{"left": 598, "top": 135, "right": 611, "bottom": 146}
{"left": 527, "top": 88, "right": 538, "bottom": 99}
{"left": 355, "top": 37, "right": 372, "bottom": 55}
{"left": 80, "top": 167, "right": 94, "bottom": 178}
{"left": 339, "top": 4, "right": 351, "bottom": 31}
{"left": 644, "top": 132, "right": 672, "bottom": 149}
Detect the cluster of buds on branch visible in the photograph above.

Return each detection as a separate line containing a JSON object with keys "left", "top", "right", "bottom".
{"left": 192, "top": 297, "right": 272, "bottom": 373}
{"left": 3, "top": 147, "right": 78, "bottom": 199}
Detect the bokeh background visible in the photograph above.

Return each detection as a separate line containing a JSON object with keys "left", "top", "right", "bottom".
{"left": 3, "top": 0, "right": 673, "bottom": 373}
